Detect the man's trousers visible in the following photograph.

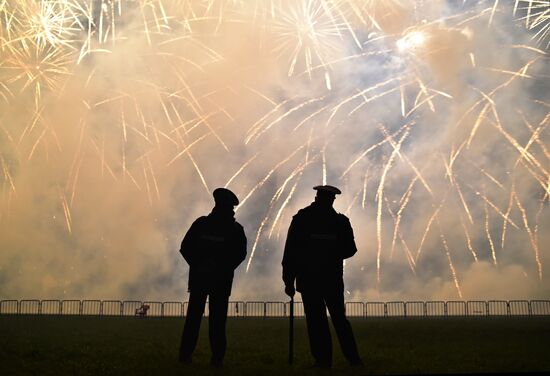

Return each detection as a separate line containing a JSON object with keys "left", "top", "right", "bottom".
{"left": 301, "top": 289, "right": 361, "bottom": 366}
{"left": 179, "top": 290, "right": 229, "bottom": 364}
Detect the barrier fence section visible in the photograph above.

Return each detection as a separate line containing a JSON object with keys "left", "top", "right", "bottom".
{"left": 1, "top": 300, "right": 549, "bottom": 317}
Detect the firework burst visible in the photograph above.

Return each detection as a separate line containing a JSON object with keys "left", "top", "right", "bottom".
{"left": 515, "top": 0, "right": 550, "bottom": 48}
{"left": 0, "top": 0, "right": 548, "bottom": 300}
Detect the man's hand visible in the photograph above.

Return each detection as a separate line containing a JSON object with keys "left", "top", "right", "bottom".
{"left": 285, "top": 284, "right": 295, "bottom": 298}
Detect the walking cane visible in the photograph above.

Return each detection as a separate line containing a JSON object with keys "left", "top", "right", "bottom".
{"left": 289, "top": 296, "right": 294, "bottom": 365}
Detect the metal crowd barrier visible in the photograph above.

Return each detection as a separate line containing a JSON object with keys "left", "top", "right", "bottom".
{"left": 1, "top": 300, "right": 549, "bottom": 317}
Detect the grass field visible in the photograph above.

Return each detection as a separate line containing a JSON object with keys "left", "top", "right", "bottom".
{"left": 1, "top": 316, "right": 549, "bottom": 375}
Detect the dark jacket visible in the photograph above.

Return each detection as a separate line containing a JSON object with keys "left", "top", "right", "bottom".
{"left": 282, "top": 202, "right": 357, "bottom": 293}
{"left": 180, "top": 208, "right": 247, "bottom": 296}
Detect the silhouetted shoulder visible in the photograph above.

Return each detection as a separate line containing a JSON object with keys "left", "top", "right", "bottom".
{"left": 293, "top": 206, "right": 312, "bottom": 219}
{"left": 289, "top": 208, "right": 309, "bottom": 228}
{"left": 336, "top": 213, "right": 351, "bottom": 222}
{"left": 233, "top": 221, "right": 244, "bottom": 231}
{"left": 184, "top": 216, "right": 209, "bottom": 237}
{"left": 193, "top": 216, "right": 208, "bottom": 224}
{"left": 336, "top": 213, "right": 354, "bottom": 231}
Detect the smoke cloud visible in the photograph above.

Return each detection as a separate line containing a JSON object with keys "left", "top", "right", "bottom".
{"left": 0, "top": 1, "right": 549, "bottom": 302}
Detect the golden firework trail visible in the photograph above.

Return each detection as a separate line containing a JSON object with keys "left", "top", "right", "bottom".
{"left": 442, "top": 154, "right": 474, "bottom": 224}
{"left": 247, "top": 215, "right": 268, "bottom": 273}
{"left": 437, "top": 217, "right": 464, "bottom": 300}
{"left": 236, "top": 145, "right": 306, "bottom": 211}
{"left": 534, "top": 195, "right": 546, "bottom": 236}
{"left": 361, "top": 166, "right": 369, "bottom": 209}
{"left": 384, "top": 196, "right": 416, "bottom": 274}
{"left": 59, "top": 188, "right": 72, "bottom": 234}
{"left": 246, "top": 96, "right": 326, "bottom": 143}
{"left": 483, "top": 189, "right": 498, "bottom": 266}
{"left": 468, "top": 160, "right": 505, "bottom": 191}
{"left": 460, "top": 215, "right": 478, "bottom": 262}
{"left": 514, "top": 190, "right": 543, "bottom": 280}
{"left": 268, "top": 160, "right": 312, "bottom": 238}
{"left": 272, "top": 134, "right": 317, "bottom": 204}
{"left": 1, "top": 155, "right": 16, "bottom": 194}
{"left": 389, "top": 176, "right": 417, "bottom": 260}
{"left": 375, "top": 126, "right": 409, "bottom": 288}
{"left": 341, "top": 124, "right": 407, "bottom": 178}
{"left": 415, "top": 202, "right": 443, "bottom": 263}
{"left": 224, "top": 153, "right": 259, "bottom": 188}
{"left": 187, "top": 151, "right": 210, "bottom": 194}
{"left": 380, "top": 123, "right": 433, "bottom": 196}
{"left": 501, "top": 182, "right": 516, "bottom": 249}
{"left": 344, "top": 189, "right": 361, "bottom": 215}
{"left": 469, "top": 185, "right": 520, "bottom": 230}
{"left": 268, "top": 179, "right": 299, "bottom": 239}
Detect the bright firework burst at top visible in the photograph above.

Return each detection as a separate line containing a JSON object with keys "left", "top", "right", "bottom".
{"left": 0, "top": 0, "right": 549, "bottom": 301}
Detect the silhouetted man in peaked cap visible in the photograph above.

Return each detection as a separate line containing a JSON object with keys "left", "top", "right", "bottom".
{"left": 283, "top": 185, "right": 362, "bottom": 368}
{"left": 179, "top": 188, "right": 247, "bottom": 367}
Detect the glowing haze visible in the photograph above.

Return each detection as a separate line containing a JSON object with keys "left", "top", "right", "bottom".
{"left": 0, "top": 0, "right": 549, "bottom": 301}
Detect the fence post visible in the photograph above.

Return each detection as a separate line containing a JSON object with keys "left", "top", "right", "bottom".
{"left": 444, "top": 302, "right": 448, "bottom": 316}
{"left": 264, "top": 302, "right": 267, "bottom": 318}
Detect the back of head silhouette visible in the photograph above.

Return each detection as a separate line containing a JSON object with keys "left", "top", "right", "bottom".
{"left": 313, "top": 185, "right": 341, "bottom": 206}
{"left": 212, "top": 187, "right": 239, "bottom": 208}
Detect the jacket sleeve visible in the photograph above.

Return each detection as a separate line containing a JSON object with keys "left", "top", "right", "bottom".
{"left": 179, "top": 218, "right": 203, "bottom": 266}
{"left": 282, "top": 216, "right": 301, "bottom": 287}
{"left": 339, "top": 215, "right": 358, "bottom": 259}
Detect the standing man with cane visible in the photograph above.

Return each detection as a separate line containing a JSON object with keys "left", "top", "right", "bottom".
{"left": 282, "top": 185, "right": 362, "bottom": 368}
